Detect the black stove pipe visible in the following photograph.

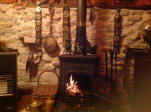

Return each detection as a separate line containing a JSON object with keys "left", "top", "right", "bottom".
{"left": 74, "top": 0, "right": 87, "bottom": 55}
{"left": 77, "top": 0, "right": 87, "bottom": 26}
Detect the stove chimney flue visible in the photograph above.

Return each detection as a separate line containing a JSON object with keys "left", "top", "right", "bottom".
{"left": 77, "top": 0, "right": 87, "bottom": 26}
{"left": 74, "top": 0, "right": 87, "bottom": 55}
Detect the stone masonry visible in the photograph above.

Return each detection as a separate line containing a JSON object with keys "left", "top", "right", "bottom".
{"left": 0, "top": 4, "right": 150, "bottom": 93}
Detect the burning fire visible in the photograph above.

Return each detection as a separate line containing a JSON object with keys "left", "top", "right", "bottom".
{"left": 66, "top": 75, "right": 81, "bottom": 96}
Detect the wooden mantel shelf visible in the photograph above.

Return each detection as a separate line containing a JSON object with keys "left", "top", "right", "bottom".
{"left": 1, "top": 0, "right": 151, "bottom": 9}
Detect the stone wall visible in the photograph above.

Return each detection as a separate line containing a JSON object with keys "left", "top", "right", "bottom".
{"left": 0, "top": 4, "right": 150, "bottom": 89}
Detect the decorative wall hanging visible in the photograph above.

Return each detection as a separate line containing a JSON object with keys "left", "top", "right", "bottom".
{"left": 43, "top": 3, "right": 58, "bottom": 53}
{"left": 63, "top": 6, "right": 72, "bottom": 54}
{"left": 113, "top": 9, "right": 121, "bottom": 53}
{"left": 26, "top": 0, "right": 43, "bottom": 80}
{"left": 102, "top": 9, "right": 122, "bottom": 82}
{"left": 111, "top": 9, "right": 121, "bottom": 81}
{"left": 35, "top": 0, "right": 42, "bottom": 46}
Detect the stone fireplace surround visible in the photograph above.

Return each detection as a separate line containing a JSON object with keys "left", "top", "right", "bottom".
{"left": 1, "top": 3, "right": 151, "bottom": 112}
{"left": 0, "top": 4, "right": 148, "bottom": 88}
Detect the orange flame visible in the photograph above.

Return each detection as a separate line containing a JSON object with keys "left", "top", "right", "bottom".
{"left": 66, "top": 75, "right": 81, "bottom": 96}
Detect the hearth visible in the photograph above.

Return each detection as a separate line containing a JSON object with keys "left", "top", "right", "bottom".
{"left": 57, "top": 55, "right": 99, "bottom": 106}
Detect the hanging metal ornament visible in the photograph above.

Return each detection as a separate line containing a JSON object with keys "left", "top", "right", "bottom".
{"left": 26, "top": 0, "right": 43, "bottom": 80}
{"left": 109, "top": 9, "right": 122, "bottom": 81}
{"left": 35, "top": 0, "right": 42, "bottom": 46}
{"left": 113, "top": 9, "right": 121, "bottom": 53}
{"left": 43, "top": 4, "right": 57, "bottom": 53}
{"left": 63, "top": 6, "right": 72, "bottom": 54}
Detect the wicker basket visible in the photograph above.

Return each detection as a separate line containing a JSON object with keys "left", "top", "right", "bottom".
{"left": 32, "top": 70, "right": 59, "bottom": 100}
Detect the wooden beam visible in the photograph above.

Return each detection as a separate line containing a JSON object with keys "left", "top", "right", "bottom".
{"left": 0, "top": 0, "right": 15, "bottom": 4}
{"left": 1, "top": 0, "right": 151, "bottom": 10}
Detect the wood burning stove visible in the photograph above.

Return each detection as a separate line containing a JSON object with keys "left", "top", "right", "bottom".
{"left": 57, "top": 55, "right": 99, "bottom": 105}
{"left": 0, "top": 52, "right": 17, "bottom": 112}
{"left": 56, "top": 0, "right": 99, "bottom": 111}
